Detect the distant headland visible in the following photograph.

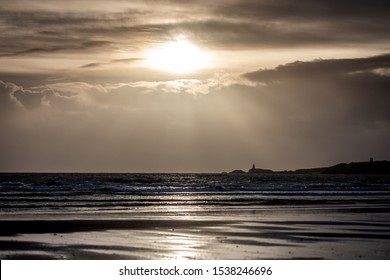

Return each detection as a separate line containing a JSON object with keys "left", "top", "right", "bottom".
{"left": 227, "top": 159, "right": 390, "bottom": 175}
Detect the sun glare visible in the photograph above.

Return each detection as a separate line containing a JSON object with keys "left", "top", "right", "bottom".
{"left": 145, "top": 39, "right": 210, "bottom": 74}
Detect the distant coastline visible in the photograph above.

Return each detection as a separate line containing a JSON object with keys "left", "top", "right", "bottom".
{"left": 227, "top": 159, "right": 390, "bottom": 175}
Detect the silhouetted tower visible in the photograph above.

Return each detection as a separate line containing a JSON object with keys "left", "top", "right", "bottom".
{"left": 252, "top": 164, "right": 255, "bottom": 170}
{"left": 370, "top": 157, "right": 374, "bottom": 163}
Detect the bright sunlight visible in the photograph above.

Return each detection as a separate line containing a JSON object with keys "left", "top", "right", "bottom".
{"left": 145, "top": 39, "right": 210, "bottom": 74}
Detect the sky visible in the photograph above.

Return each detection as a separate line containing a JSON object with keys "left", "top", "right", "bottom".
{"left": 1, "top": 0, "right": 390, "bottom": 172}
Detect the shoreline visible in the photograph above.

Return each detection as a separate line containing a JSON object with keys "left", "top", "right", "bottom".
{"left": 1, "top": 206, "right": 390, "bottom": 260}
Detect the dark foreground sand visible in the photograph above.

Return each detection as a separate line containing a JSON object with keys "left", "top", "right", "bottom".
{"left": 1, "top": 206, "right": 390, "bottom": 259}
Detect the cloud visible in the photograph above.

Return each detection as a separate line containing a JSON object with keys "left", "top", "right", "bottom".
{"left": 0, "top": 40, "right": 112, "bottom": 57}
{"left": 1, "top": 51, "right": 390, "bottom": 172}
{"left": 214, "top": 0, "right": 390, "bottom": 21}
{"left": 0, "top": 80, "right": 99, "bottom": 115}
{"left": 4, "top": 53, "right": 388, "bottom": 127}
{"left": 0, "top": 73, "right": 238, "bottom": 118}
{"left": 246, "top": 53, "right": 390, "bottom": 110}
{"left": 144, "top": 0, "right": 390, "bottom": 49}
{"left": 1, "top": 0, "right": 390, "bottom": 174}
{"left": 244, "top": 53, "right": 390, "bottom": 82}
{"left": 241, "top": 54, "right": 390, "bottom": 148}
{"left": 0, "top": 78, "right": 227, "bottom": 172}
{"left": 1, "top": 0, "right": 389, "bottom": 57}
{"left": 0, "top": 80, "right": 24, "bottom": 112}
{"left": 180, "top": 0, "right": 390, "bottom": 49}
{"left": 124, "top": 72, "right": 251, "bottom": 95}
{"left": 80, "top": 58, "right": 142, "bottom": 69}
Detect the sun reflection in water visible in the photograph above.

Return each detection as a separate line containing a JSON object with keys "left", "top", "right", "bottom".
{"left": 157, "top": 230, "right": 205, "bottom": 260}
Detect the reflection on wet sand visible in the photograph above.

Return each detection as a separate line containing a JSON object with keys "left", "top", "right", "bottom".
{"left": 1, "top": 208, "right": 390, "bottom": 259}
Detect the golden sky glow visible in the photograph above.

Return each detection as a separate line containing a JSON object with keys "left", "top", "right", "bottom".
{"left": 0, "top": 0, "right": 390, "bottom": 172}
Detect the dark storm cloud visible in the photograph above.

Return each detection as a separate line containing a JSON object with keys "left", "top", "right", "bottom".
{"left": 165, "top": 0, "right": 390, "bottom": 48}
{"left": 1, "top": 0, "right": 389, "bottom": 54}
{"left": 244, "top": 53, "right": 390, "bottom": 82}
{"left": 243, "top": 53, "right": 390, "bottom": 127}
{"left": 170, "top": 20, "right": 340, "bottom": 49}
{"left": 0, "top": 40, "right": 112, "bottom": 57}
{"left": 0, "top": 10, "right": 96, "bottom": 27}
{"left": 0, "top": 7, "right": 151, "bottom": 30}
{"left": 197, "top": 0, "right": 390, "bottom": 48}
{"left": 0, "top": 9, "right": 138, "bottom": 55}
{"left": 215, "top": 0, "right": 390, "bottom": 21}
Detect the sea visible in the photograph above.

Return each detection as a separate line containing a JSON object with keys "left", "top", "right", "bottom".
{"left": 1, "top": 173, "right": 389, "bottom": 218}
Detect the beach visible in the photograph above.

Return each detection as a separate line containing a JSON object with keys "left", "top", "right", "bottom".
{"left": 1, "top": 205, "right": 390, "bottom": 260}
{"left": 1, "top": 173, "right": 390, "bottom": 259}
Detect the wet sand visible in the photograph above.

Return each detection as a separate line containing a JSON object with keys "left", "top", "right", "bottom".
{"left": 1, "top": 206, "right": 390, "bottom": 259}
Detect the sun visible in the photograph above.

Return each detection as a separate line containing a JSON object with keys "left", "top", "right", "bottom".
{"left": 145, "top": 39, "right": 210, "bottom": 74}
